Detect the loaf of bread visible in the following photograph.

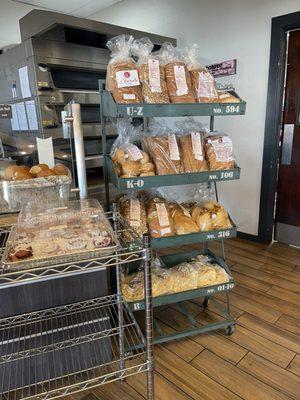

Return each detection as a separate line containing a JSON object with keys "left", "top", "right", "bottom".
{"left": 165, "top": 62, "right": 196, "bottom": 103}
{"left": 217, "top": 91, "right": 240, "bottom": 103}
{"left": 190, "top": 70, "right": 219, "bottom": 103}
{"left": 146, "top": 197, "right": 175, "bottom": 238}
{"left": 191, "top": 201, "right": 232, "bottom": 231}
{"left": 179, "top": 133, "right": 208, "bottom": 172}
{"left": 119, "top": 196, "right": 148, "bottom": 239}
{"left": 169, "top": 203, "right": 199, "bottom": 235}
{"left": 139, "top": 61, "right": 169, "bottom": 103}
{"left": 106, "top": 61, "right": 143, "bottom": 104}
{"left": 142, "top": 135, "right": 183, "bottom": 175}
{"left": 191, "top": 205, "right": 214, "bottom": 231}
{"left": 205, "top": 134, "right": 235, "bottom": 170}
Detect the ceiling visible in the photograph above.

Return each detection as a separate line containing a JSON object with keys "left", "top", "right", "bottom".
{"left": 12, "top": 0, "right": 123, "bottom": 17}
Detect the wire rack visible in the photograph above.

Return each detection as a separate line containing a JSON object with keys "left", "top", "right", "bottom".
{"left": 0, "top": 213, "right": 145, "bottom": 288}
{"left": 0, "top": 294, "right": 147, "bottom": 400}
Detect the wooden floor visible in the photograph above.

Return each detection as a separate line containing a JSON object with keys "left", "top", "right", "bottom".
{"left": 65, "top": 238, "right": 300, "bottom": 400}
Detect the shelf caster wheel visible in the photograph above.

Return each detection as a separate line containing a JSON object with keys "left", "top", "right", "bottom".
{"left": 203, "top": 297, "right": 209, "bottom": 309}
{"left": 225, "top": 324, "right": 235, "bottom": 335}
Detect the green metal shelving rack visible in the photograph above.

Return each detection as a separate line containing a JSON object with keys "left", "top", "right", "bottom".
{"left": 100, "top": 89, "right": 246, "bottom": 343}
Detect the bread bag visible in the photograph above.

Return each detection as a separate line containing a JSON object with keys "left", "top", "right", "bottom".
{"left": 106, "top": 35, "right": 143, "bottom": 104}
{"left": 160, "top": 43, "right": 195, "bottom": 103}
{"left": 118, "top": 194, "right": 148, "bottom": 239}
{"left": 132, "top": 37, "right": 169, "bottom": 104}
{"left": 146, "top": 197, "right": 175, "bottom": 238}
{"left": 205, "top": 133, "right": 235, "bottom": 170}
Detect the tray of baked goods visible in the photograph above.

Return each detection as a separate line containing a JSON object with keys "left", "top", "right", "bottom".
{"left": 101, "top": 90, "right": 246, "bottom": 118}
{"left": 123, "top": 249, "right": 234, "bottom": 310}
{"left": 108, "top": 121, "right": 240, "bottom": 190}
{"left": 0, "top": 163, "right": 72, "bottom": 213}
{"left": 118, "top": 194, "right": 237, "bottom": 249}
{"left": 1, "top": 199, "right": 120, "bottom": 271}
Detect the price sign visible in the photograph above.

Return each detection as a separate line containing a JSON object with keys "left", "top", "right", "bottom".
{"left": 0, "top": 104, "right": 12, "bottom": 119}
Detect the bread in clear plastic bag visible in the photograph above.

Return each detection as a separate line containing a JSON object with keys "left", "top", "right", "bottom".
{"left": 106, "top": 35, "right": 143, "bottom": 104}
{"left": 205, "top": 132, "right": 235, "bottom": 170}
{"left": 146, "top": 196, "right": 175, "bottom": 238}
{"left": 118, "top": 193, "right": 148, "bottom": 239}
{"left": 185, "top": 44, "right": 219, "bottom": 103}
{"left": 217, "top": 90, "right": 240, "bottom": 103}
{"left": 121, "top": 254, "right": 229, "bottom": 302}
{"left": 191, "top": 199, "right": 232, "bottom": 231}
{"left": 160, "top": 43, "right": 195, "bottom": 104}
{"left": 132, "top": 37, "right": 169, "bottom": 104}
{"left": 111, "top": 120, "right": 155, "bottom": 177}
{"left": 142, "top": 120, "right": 183, "bottom": 175}
{"left": 168, "top": 202, "right": 199, "bottom": 235}
{"left": 176, "top": 117, "right": 208, "bottom": 172}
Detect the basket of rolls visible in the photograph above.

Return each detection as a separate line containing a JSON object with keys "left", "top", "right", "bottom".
{"left": 0, "top": 163, "right": 71, "bottom": 210}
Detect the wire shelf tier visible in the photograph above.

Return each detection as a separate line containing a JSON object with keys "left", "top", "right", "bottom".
{"left": 0, "top": 295, "right": 147, "bottom": 400}
{"left": 101, "top": 90, "right": 246, "bottom": 118}
{"left": 105, "top": 156, "right": 241, "bottom": 190}
{"left": 0, "top": 214, "right": 145, "bottom": 288}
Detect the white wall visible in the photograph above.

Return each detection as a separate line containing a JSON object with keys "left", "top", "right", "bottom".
{"left": 91, "top": 0, "right": 300, "bottom": 235}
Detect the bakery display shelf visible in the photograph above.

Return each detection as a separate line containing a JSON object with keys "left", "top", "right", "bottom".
{"left": 150, "top": 219, "right": 237, "bottom": 249}
{"left": 0, "top": 213, "right": 145, "bottom": 289}
{"left": 100, "top": 90, "right": 246, "bottom": 118}
{"left": 0, "top": 295, "right": 148, "bottom": 400}
{"left": 105, "top": 155, "right": 240, "bottom": 190}
{"left": 128, "top": 249, "right": 234, "bottom": 312}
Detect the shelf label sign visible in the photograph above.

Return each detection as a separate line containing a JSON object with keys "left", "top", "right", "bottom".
{"left": 133, "top": 302, "right": 141, "bottom": 311}
{"left": 126, "top": 179, "right": 144, "bottom": 189}
{"left": 225, "top": 105, "right": 240, "bottom": 113}
{"left": 0, "top": 104, "right": 12, "bottom": 119}
{"left": 206, "top": 59, "right": 237, "bottom": 77}
{"left": 206, "top": 229, "right": 232, "bottom": 240}
{"left": 217, "top": 283, "right": 235, "bottom": 291}
{"left": 126, "top": 106, "right": 144, "bottom": 116}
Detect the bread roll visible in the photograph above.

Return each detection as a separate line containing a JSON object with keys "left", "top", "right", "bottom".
{"left": 36, "top": 168, "right": 55, "bottom": 178}
{"left": 12, "top": 169, "right": 33, "bottom": 181}
{"left": 121, "top": 161, "right": 140, "bottom": 177}
{"left": 53, "top": 164, "right": 69, "bottom": 176}
{"left": 4, "top": 165, "right": 21, "bottom": 180}
{"left": 165, "top": 62, "right": 195, "bottom": 103}
{"left": 179, "top": 133, "right": 208, "bottom": 172}
{"left": 29, "top": 164, "right": 49, "bottom": 176}
{"left": 191, "top": 206, "right": 213, "bottom": 231}
{"left": 140, "top": 162, "right": 155, "bottom": 173}
{"left": 171, "top": 208, "right": 199, "bottom": 235}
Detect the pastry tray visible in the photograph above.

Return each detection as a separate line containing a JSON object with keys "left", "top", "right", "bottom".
{"left": 100, "top": 90, "right": 247, "bottom": 118}
{"left": 150, "top": 216, "right": 237, "bottom": 249}
{"left": 105, "top": 155, "right": 240, "bottom": 190}
{"left": 1, "top": 200, "right": 120, "bottom": 271}
{"left": 127, "top": 249, "right": 234, "bottom": 311}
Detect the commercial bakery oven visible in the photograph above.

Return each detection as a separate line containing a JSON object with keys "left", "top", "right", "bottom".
{"left": 0, "top": 9, "right": 176, "bottom": 194}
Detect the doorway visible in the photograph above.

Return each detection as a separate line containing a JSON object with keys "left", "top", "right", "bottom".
{"left": 258, "top": 11, "right": 300, "bottom": 244}
{"left": 275, "top": 30, "right": 300, "bottom": 246}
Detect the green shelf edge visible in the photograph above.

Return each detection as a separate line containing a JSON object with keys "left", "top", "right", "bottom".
{"left": 105, "top": 156, "right": 241, "bottom": 190}
{"left": 127, "top": 249, "right": 234, "bottom": 311}
{"left": 101, "top": 90, "right": 246, "bottom": 118}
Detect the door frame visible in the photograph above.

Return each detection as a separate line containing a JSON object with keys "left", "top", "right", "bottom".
{"left": 258, "top": 11, "right": 300, "bottom": 243}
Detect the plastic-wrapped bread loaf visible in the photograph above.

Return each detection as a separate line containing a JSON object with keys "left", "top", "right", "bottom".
{"left": 132, "top": 37, "right": 169, "bottom": 104}
{"left": 146, "top": 197, "right": 175, "bottom": 238}
{"left": 205, "top": 133, "right": 235, "bottom": 170}
{"left": 119, "top": 196, "right": 148, "bottom": 239}
{"left": 203, "top": 200, "right": 232, "bottom": 230}
{"left": 106, "top": 35, "right": 143, "bottom": 104}
{"left": 159, "top": 43, "right": 195, "bottom": 103}
{"left": 165, "top": 62, "right": 195, "bottom": 103}
{"left": 168, "top": 203, "right": 199, "bottom": 235}
{"left": 217, "top": 91, "right": 240, "bottom": 103}
{"left": 179, "top": 133, "right": 208, "bottom": 172}
{"left": 142, "top": 135, "right": 183, "bottom": 175}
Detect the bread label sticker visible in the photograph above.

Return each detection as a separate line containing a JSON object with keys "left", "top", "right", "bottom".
{"left": 191, "top": 131, "right": 203, "bottom": 160}
{"left": 127, "top": 145, "right": 143, "bottom": 161}
{"left": 116, "top": 70, "right": 140, "bottom": 88}
{"left": 130, "top": 198, "right": 141, "bottom": 227}
{"left": 156, "top": 203, "right": 170, "bottom": 227}
{"left": 210, "top": 136, "right": 234, "bottom": 162}
{"left": 174, "top": 65, "right": 188, "bottom": 96}
{"left": 161, "top": 227, "right": 171, "bottom": 236}
{"left": 198, "top": 71, "right": 218, "bottom": 99}
{"left": 168, "top": 134, "right": 180, "bottom": 160}
{"left": 123, "top": 93, "right": 136, "bottom": 100}
{"left": 148, "top": 59, "right": 162, "bottom": 92}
